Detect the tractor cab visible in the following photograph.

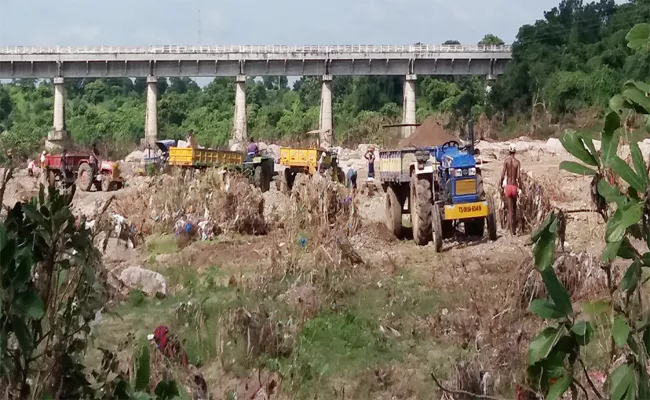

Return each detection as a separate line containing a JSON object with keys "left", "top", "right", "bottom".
{"left": 431, "top": 140, "right": 480, "bottom": 204}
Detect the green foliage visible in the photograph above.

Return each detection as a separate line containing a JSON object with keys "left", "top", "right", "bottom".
{"left": 526, "top": 22, "right": 650, "bottom": 399}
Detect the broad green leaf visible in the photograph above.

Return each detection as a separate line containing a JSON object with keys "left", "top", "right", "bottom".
{"left": 134, "top": 343, "right": 150, "bottom": 392}
{"left": 643, "top": 252, "right": 650, "bottom": 267}
{"left": 132, "top": 392, "right": 152, "bottom": 400}
{"left": 605, "top": 201, "right": 643, "bottom": 243}
{"left": 626, "top": 79, "right": 650, "bottom": 95}
{"left": 608, "top": 363, "right": 634, "bottom": 400}
{"left": 597, "top": 179, "right": 624, "bottom": 204}
{"left": 528, "top": 327, "right": 562, "bottom": 365}
{"left": 603, "top": 240, "right": 623, "bottom": 263}
{"left": 581, "top": 134, "right": 599, "bottom": 165}
{"left": 559, "top": 161, "right": 597, "bottom": 176}
{"left": 617, "top": 238, "right": 636, "bottom": 259}
{"left": 529, "top": 299, "right": 568, "bottom": 319}
{"left": 571, "top": 321, "right": 594, "bottom": 345}
{"left": 610, "top": 95, "right": 626, "bottom": 115}
{"left": 620, "top": 260, "right": 642, "bottom": 292}
{"left": 602, "top": 112, "right": 621, "bottom": 164}
{"left": 630, "top": 142, "right": 648, "bottom": 186}
{"left": 541, "top": 267, "right": 573, "bottom": 316}
{"left": 623, "top": 87, "right": 650, "bottom": 114}
{"left": 534, "top": 228, "right": 556, "bottom": 272}
{"left": 609, "top": 156, "right": 646, "bottom": 192}
{"left": 645, "top": 326, "right": 650, "bottom": 356}
{"left": 626, "top": 23, "right": 650, "bottom": 50}
{"left": 612, "top": 315, "right": 631, "bottom": 348}
{"left": 531, "top": 212, "right": 556, "bottom": 243}
{"left": 13, "top": 291, "right": 45, "bottom": 320}
{"left": 560, "top": 130, "right": 598, "bottom": 166}
{"left": 546, "top": 375, "right": 572, "bottom": 400}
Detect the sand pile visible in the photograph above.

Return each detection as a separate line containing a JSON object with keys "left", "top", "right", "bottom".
{"left": 397, "top": 118, "right": 458, "bottom": 148}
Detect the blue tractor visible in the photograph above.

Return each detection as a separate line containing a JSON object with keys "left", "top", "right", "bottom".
{"left": 428, "top": 138, "right": 497, "bottom": 251}
{"left": 379, "top": 121, "right": 497, "bottom": 251}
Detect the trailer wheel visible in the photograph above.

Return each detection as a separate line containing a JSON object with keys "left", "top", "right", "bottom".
{"left": 432, "top": 203, "right": 443, "bottom": 252}
{"left": 410, "top": 175, "right": 432, "bottom": 246}
{"left": 385, "top": 185, "right": 403, "bottom": 239}
{"left": 487, "top": 196, "right": 498, "bottom": 241}
{"left": 77, "top": 163, "right": 93, "bottom": 192}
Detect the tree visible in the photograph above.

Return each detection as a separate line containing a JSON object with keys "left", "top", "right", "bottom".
{"left": 479, "top": 34, "right": 505, "bottom": 46}
{"left": 526, "top": 23, "right": 650, "bottom": 399}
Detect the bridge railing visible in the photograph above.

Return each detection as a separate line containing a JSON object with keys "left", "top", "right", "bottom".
{"left": 0, "top": 44, "right": 512, "bottom": 55}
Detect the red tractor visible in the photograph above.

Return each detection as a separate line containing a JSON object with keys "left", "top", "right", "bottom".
{"left": 43, "top": 154, "right": 125, "bottom": 192}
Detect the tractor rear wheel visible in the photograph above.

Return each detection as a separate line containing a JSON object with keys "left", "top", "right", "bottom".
{"left": 77, "top": 163, "right": 93, "bottom": 192}
{"left": 487, "top": 196, "right": 498, "bottom": 241}
{"left": 432, "top": 203, "right": 443, "bottom": 252}
{"left": 410, "top": 175, "right": 432, "bottom": 246}
{"left": 385, "top": 185, "right": 403, "bottom": 239}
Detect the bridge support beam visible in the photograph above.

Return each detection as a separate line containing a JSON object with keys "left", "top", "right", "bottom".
{"left": 144, "top": 75, "right": 158, "bottom": 147}
{"left": 319, "top": 74, "right": 333, "bottom": 148}
{"left": 46, "top": 77, "right": 70, "bottom": 149}
{"left": 232, "top": 75, "right": 247, "bottom": 147}
{"left": 402, "top": 74, "right": 417, "bottom": 138}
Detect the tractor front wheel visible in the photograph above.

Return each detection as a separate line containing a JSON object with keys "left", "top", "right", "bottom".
{"left": 410, "top": 175, "right": 432, "bottom": 246}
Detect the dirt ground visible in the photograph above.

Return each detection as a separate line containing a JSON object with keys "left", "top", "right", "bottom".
{"left": 2, "top": 138, "right": 611, "bottom": 399}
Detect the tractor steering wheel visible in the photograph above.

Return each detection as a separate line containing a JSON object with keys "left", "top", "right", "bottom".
{"left": 441, "top": 140, "right": 460, "bottom": 151}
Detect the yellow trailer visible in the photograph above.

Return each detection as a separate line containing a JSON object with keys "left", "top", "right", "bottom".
{"left": 168, "top": 147, "right": 243, "bottom": 167}
{"left": 276, "top": 147, "right": 343, "bottom": 192}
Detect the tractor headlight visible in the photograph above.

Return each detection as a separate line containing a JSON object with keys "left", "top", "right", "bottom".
{"left": 468, "top": 167, "right": 476, "bottom": 176}
{"left": 452, "top": 168, "right": 462, "bottom": 177}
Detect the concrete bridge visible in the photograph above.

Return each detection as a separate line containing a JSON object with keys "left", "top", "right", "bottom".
{"left": 0, "top": 44, "right": 512, "bottom": 147}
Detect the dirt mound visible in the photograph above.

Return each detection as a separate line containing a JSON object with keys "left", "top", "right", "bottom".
{"left": 397, "top": 118, "right": 458, "bottom": 148}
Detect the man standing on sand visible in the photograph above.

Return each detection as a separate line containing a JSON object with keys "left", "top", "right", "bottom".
{"left": 500, "top": 143, "right": 521, "bottom": 235}
{"left": 364, "top": 146, "right": 375, "bottom": 181}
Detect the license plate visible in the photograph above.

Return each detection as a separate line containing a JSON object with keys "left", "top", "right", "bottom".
{"left": 444, "top": 201, "right": 489, "bottom": 220}
{"left": 455, "top": 178, "right": 475, "bottom": 195}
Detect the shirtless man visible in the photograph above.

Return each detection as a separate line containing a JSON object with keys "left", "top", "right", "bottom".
{"left": 500, "top": 143, "right": 521, "bottom": 235}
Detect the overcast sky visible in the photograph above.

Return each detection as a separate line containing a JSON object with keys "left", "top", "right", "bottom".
{"left": 0, "top": 0, "right": 627, "bottom": 47}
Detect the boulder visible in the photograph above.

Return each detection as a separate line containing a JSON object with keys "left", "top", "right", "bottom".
{"left": 119, "top": 266, "right": 168, "bottom": 296}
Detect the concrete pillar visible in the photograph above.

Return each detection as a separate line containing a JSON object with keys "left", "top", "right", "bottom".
{"left": 232, "top": 75, "right": 247, "bottom": 145}
{"left": 319, "top": 74, "right": 333, "bottom": 148}
{"left": 402, "top": 74, "right": 417, "bottom": 138}
{"left": 46, "top": 77, "right": 69, "bottom": 149}
{"left": 144, "top": 75, "right": 158, "bottom": 146}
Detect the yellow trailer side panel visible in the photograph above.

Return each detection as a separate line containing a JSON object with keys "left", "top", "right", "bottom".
{"left": 168, "top": 147, "right": 243, "bottom": 167}
{"left": 279, "top": 147, "right": 328, "bottom": 170}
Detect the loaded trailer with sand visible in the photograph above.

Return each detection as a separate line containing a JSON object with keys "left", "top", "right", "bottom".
{"left": 379, "top": 119, "right": 497, "bottom": 251}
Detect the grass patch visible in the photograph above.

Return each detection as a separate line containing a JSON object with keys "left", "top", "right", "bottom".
{"left": 274, "top": 308, "right": 397, "bottom": 397}
{"left": 146, "top": 234, "right": 178, "bottom": 256}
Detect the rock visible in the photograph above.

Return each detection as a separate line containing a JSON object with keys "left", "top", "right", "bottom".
{"left": 125, "top": 150, "right": 144, "bottom": 163}
{"left": 545, "top": 138, "right": 565, "bottom": 154}
{"left": 119, "top": 266, "right": 168, "bottom": 297}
